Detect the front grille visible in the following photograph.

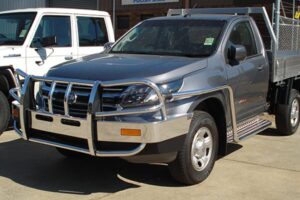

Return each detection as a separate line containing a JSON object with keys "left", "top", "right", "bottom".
{"left": 40, "top": 82, "right": 127, "bottom": 118}
{"left": 102, "top": 87, "right": 126, "bottom": 111}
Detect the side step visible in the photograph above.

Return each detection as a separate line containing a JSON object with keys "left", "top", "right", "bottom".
{"left": 227, "top": 117, "right": 272, "bottom": 142}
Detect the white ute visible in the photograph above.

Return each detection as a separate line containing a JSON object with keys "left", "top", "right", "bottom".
{"left": 0, "top": 8, "right": 115, "bottom": 134}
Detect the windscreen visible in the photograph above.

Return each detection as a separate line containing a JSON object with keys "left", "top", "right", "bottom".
{"left": 111, "top": 19, "right": 226, "bottom": 57}
{"left": 0, "top": 12, "right": 37, "bottom": 46}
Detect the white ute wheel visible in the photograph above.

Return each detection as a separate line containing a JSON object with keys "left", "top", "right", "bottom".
{"left": 0, "top": 91, "right": 10, "bottom": 135}
{"left": 168, "top": 111, "right": 219, "bottom": 185}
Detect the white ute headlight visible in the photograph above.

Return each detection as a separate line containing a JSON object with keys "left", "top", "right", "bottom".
{"left": 120, "top": 79, "right": 183, "bottom": 108}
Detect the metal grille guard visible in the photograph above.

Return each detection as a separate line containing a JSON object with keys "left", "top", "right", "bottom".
{"left": 10, "top": 69, "right": 169, "bottom": 157}
{"left": 10, "top": 69, "right": 240, "bottom": 156}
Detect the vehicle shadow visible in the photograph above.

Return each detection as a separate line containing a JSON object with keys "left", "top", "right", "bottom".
{"left": 224, "top": 143, "right": 243, "bottom": 156}
{"left": 0, "top": 139, "right": 140, "bottom": 195}
{"left": 0, "top": 137, "right": 244, "bottom": 193}
{"left": 258, "top": 128, "right": 287, "bottom": 137}
{"left": 0, "top": 138, "right": 190, "bottom": 193}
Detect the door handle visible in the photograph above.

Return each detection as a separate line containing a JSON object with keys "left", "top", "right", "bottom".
{"left": 35, "top": 60, "right": 43, "bottom": 65}
{"left": 65, "top": 56, "right": 73, "bottom": 61}
{"left": 257, "top": 65, "right": 264, "bottom": 71}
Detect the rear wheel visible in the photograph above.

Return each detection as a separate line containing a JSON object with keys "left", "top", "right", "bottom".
{"left": 168, "top": 111, "right": 219, "bottom": 185}
{"left": 276, "top": 89, "right": 300, "bottom": 135}
{"left": 0, "top": 91, "right": 10, "bottom": 135}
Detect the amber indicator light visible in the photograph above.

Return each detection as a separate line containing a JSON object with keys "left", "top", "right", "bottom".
{"left": 121, "top": 129, "right": 141, "bottom": 136}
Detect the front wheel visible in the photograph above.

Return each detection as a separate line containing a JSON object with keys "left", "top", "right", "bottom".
{"left": 0, "top": 91, "right": 10, "bottom": 135}
{"left": 168, "top": 111, "right": 219, "bottom": 185}
{"left": 276, "top": 89, "right": 300, "bottom": 135}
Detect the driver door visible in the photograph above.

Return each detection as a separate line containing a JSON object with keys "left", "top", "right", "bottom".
{"left": 26, "top": 15, "right": 76, "bottom": 76}
{"left": 225, "top": 20, "right": 269, "bottom": 121}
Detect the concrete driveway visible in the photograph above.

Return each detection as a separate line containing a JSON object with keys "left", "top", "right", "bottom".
{"left": 0, "top": 116, "right": 300, "bottom": 200}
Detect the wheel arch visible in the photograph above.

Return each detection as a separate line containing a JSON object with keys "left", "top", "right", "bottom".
{"left": 188, "top": 92, "right": 229, "bottom": 156}
{"left": 269, "top": 78, "right": 300, "bottom": 114}
{"left": 292, "top": 78, "right": 300, "bottom": 97}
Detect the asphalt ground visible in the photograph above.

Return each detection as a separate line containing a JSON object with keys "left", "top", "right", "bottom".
{"left": 0, "top": 115, "right": 299, "bottom": 200}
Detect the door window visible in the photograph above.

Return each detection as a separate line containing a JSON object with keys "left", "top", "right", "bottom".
{"left": 33, "top": 15, "right": 71, "bottom": 47}
{"left": 226, "top": 21, "right": 258, "bottom": 57}
{"left": 77, "top": 17, "right": 108, "bottom": 46}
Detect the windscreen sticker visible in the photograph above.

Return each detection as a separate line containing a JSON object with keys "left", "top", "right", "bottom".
{"left": 204, "top": 38, "right": 215, "bottom": 46}
{"left": 19, "top": 30, "right": 27, "bottom": 38}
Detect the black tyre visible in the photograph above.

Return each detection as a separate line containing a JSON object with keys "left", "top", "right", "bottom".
{"left": 276, "top": 89, "right": 300, "bottom": 136}
{"left": 0, "top": 91, "right": 10, "bottom": 135}
{"left": 56, "top": 148, "right": 88, "bottom": 159}
{"left": 168, "top": 111, "right": 219, "bottom": 185}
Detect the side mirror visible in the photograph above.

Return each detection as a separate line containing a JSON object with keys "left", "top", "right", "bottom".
{"left": 228, "top": 45, "right": 247, "bottom": 64}
{"left": 103, "top": 42, "right": 114, "bottom": 52}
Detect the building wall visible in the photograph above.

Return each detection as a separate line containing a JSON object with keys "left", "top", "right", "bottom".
{"left": 115, "top": 0, "right": 184, "bottom": 11}
{"left": 191, "top": 0, "right": 274, "bottom": 7}
{"left": 102, "top": 0, "right": 279, "bottom": 38}
{"left": 101, "top": 0, "right": 185, "bottom": 37}
{"left": 0, "top": 0, "right": 47, "bottom": 11}
{"left": 190, "top": 0, "right": 234, "bottom": 7}
{"left": 0, "top": 0, "right": 296, "bottom": 40}
{"left": 49, "top": 0, "right": 98, "bottom": 10}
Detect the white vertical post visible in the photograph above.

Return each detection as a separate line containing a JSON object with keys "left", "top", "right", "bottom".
{"left": 293, "top": 0, "right": 296, "bottom": 17}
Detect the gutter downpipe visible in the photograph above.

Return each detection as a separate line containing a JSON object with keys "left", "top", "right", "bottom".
{"left": 185, "top": 0, "right": 190, "bottom": 8}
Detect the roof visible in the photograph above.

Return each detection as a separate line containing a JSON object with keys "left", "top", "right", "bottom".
{"left": 0, "top": 8, "right": 110, "bottom": 16}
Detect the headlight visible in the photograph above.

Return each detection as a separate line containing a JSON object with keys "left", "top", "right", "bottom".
{"left": 120, "top": 79, "right": 182, "bottom": 108}
{"left": 160, "top": 79, "right": 183, "bottom": 94}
